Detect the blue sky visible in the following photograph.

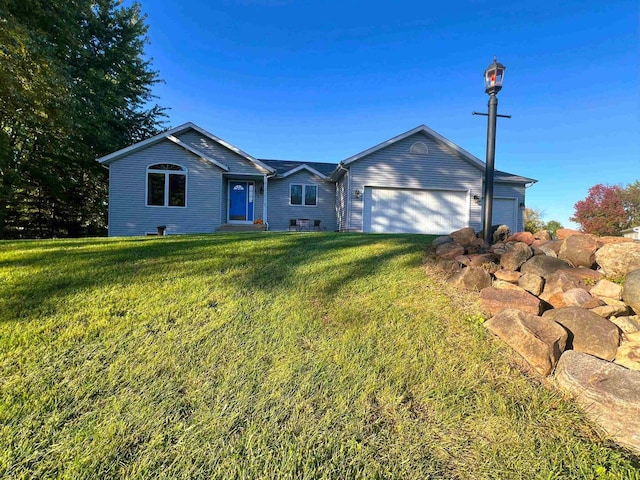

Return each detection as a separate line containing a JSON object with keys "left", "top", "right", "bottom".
{"left": 133, "top": 0, "right": 638, "bottom": 228}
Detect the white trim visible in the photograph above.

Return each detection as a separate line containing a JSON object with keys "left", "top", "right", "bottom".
{"left": 145, "top": 163, "right": 188, "bottom": 208}
{"left": 262, "top": 175, "right": 268, "bottom": 228}
{"left": 227, "top": 179, "right": 255, "bottom": 223}
{"left": 341, "top": 125, "right": 485, "bottom": 169}
{"left": 165, "top": 135, "right": 229, "bottom": 171}
{"left": 279, "top": 164, "right": 328, "bottom": 180}
{"left": 289, "top": 183, "right": 318, "bottom": 207}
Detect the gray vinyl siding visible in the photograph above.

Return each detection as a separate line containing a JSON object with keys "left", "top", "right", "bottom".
{"left": 108, "top": 140, "right": 222, "bottom": 236}
{"left": 346, "top": 132, "right": 483, "bottom": 232}
{"left": 176, "top": 131, "right": 269, "bottom": 175}
{"left": 336, "top": 172, "right": 349, "bottom": 231}
{"left": 267, "top": 171, "right": 336, "bottom": 232}
{"left": 493, "top": 182, "right": 526, "bottom": 232}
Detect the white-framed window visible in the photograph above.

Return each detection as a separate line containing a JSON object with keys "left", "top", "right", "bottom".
{"left": 146, "top": 163, "right": 187, "bottom": 207}
{"left": 290, "top": 184, "right": 318, "bottom": 206}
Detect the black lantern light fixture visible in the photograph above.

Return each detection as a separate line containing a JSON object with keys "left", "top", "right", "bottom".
{"left": 474, "top": 56, "right": 511, "bottom": 243}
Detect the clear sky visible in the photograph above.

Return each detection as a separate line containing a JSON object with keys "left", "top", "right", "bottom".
{"left": 132, "top": 0, "right": 639, "bottom": 228}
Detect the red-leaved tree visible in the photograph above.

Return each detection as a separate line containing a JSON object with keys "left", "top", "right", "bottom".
{"left": 570, "top": 184, "right": 629, "bottom": 235}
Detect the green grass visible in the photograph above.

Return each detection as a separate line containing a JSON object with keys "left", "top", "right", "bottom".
{"left": 0, "top": 232, "right": 638, "bottom": 479}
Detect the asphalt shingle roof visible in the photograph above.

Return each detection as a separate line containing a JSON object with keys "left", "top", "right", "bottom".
{"left": 260, "top": 159, "right": 338, "bottom": 177}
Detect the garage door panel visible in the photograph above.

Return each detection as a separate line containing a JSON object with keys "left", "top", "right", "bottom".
{"left": 365, "top": 187, "right": 468, "bottom": 234}
{"left": 493, "top": 198, "right": 517, "bottom": 232}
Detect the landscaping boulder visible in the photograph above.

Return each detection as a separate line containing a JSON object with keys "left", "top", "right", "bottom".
{"left": 533, "top": 230, "right": 552, "bottom": 242}
{"left": 436, "top": 242, "right": 465, "bottom": 260}
{"left": 616, "top": 332, "right": 640, "bottom": 371}
{"left": 494, "top": 269, "right": 522, "bottom": 283}
{"left": 432, "top": 235, "right": 453, "bottom": 248}
{"left": 448, "top": 266, "right": 492, "bottom": 292}
{"left": 520, "top": 255, "right": 572, "bottom": 279}
{"left": 542, "top": 307, "right": 619, "bottom": 361}
{"left": 537, "top": 240, "right": 563, "bottom": 258}
{"left": 595, "top": 243, "right": 640, "bottom": 279}
{"left": 506, "top": 231, "right": 534, "bottom": 245}
{"left": 492, "top": 225, "right": 510, "bottom": 244}
{"left": 539, "top": 271, "right": 585, "bottom": 307}
{"left": 591, "top": 305, "right": 629, "bottom": 319}
{"left": 480, "top": 287, "right": 543, "bottom": 317}
{"left": 449, "top": 227, "right": 477, "bottom": 247}
{"left": 622, "top": 269, "right": 640, "bottom": 314}
{"left": 500, "top": 242, "right": 533, "bottom": 271}
{"left": 610, "top": 315, "right": 640, "bottom": 336}
{"left": 493, "top": 280, "right": 527, "bottom": 292}
{"left": 555, "top": 350, "right": 640, "bottom": 454}
{"left": 562, "top": 288, "right": 592, "bottom": 307}
{"left": 467, "top": 253, "right": 496, "bottom": 267}
{"left": 555, "top": 228, "right": 582, "bottom": 240}
{"left": 557, "top": 267, "right": 603, "bottom": 287}
{"left": 518, "top": 273, "right": 544, "bottom": 296}
{"left": 558, "top": 234, "right": 601, "bottom": 268}
{"left": 485, "top": 308, "right": 567, "bottom": 376}
{"left": 590, "top": 279, "right": 623, "bottom": 300}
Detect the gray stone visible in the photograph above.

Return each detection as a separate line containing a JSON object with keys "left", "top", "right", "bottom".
{"left": 432, "top": 236, "right": 453, "bottom": 248}
{"left": 448, "top": 266, "right": 492, "bottom": 292}
{"left": 590, "top": 279, "right": 623, "bottom": 300}
{"left": 485, "top": 308, "right": 567, "bottom": 376}
{"left": 558, "top": 234, "right": 602, "bottom": 268}
{"left": 449, "top": 227, "right": 477, "bottom": 247}
{"left": 492, "top": 225, "right": 510, "bottom": 244}
{"left": 480, "top": 287, "right": 543, "bottom": 317}
{"left": 538, "top": 240, "right": 564, "bottom": 258}
{"left": 622, "top": 269, "right": 640, "bottom": 314}
{"left": 436, "top": 242, "right": 465, "bottom": 260}
{"left": 520, "top": 255, "right": 572, "bottom": 279}
{"left": 500, "top": 242, "right": 533, "bottom": 271}
{"left": 555, "top": 350, "right": 640, "bottom": 454}
{"left": 595, "top": 243, "right": 640, "bottom": 279}
{"left": 543, "top": 307, "right": 620, "bottom": 361}
{"left": 562, "top": 288, "right": 593, "bottom": 307}
{"left": 518, "top": 273, "right": 545, "bottom": 296}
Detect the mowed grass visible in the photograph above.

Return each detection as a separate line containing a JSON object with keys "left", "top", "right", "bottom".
{"left": 0, "top": 233, "right": 638, "bottom": 479}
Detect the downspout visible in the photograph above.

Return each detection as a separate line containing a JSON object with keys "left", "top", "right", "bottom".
{"left": 264, "top": 172, "right": 277, "bottom": 230}
{"left": 337, "top": 164, "right": 350, "bottom": 232}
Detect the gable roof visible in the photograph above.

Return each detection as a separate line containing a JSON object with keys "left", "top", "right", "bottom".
{"left": 261, "top": 159, "right": 338, "bottom": 179}
{"left": 96, "top": 122, "right": 275, "bottom": 174}
{"left": 336, "top": 124, "right": 536, "bottom": 185}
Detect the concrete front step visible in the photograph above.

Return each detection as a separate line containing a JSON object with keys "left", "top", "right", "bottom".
{"left": 216, "top": 224, "right": 266, "bottom": 233}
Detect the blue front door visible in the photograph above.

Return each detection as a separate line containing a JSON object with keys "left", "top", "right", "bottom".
{"left": 229, "top": 181, "right": 254, "bottom": 222}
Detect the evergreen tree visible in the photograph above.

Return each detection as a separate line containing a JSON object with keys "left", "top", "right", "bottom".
{"left": 0, "top": 0, "right": 165, "bottom": 237}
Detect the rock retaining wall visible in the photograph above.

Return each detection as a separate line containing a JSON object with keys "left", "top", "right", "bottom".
{"left": 433, "top": 226, "right": 640, "bottom": 454}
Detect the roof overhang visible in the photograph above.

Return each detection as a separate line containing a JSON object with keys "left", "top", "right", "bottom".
{"left": 96, "top": 122, "right": 275, "bottom": 174}
{"left": 279, "top": 164, "right": 329, "bottom": 180}
{"left": 339, "top": 124, "right": 486, "bottom": 169}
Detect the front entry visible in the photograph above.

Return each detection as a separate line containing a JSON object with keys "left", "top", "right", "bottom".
{"left": 228, "top": 180, "right": 254, "bottom": 222}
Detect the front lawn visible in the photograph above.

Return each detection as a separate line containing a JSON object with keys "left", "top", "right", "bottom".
{"left": 0, "top": 233, "right": 638, "bottom": 479}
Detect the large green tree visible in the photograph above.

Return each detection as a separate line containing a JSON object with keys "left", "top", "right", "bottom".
{"left": 0, "top": 0, "right": 165, "bottom": 237}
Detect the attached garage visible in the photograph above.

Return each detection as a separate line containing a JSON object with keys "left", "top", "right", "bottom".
{"left": 362, "top": 187, "right": 469, "bottom": 234}
{"left": 492, "top": 197, "right": 518, "bottom": 233}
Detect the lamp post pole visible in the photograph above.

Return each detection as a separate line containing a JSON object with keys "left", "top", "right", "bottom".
{"left": 473, "top": 56, "right": 509, "bottom": 243}
{"left": 483, "top": 93, "right": 498, "bottom": 243}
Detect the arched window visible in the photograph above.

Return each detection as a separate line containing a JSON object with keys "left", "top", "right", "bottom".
{"left": 409, "top": 142, "right": 428, "bottom": 155}
{"left": 146, "top": 163, "right": 187, "bottom": 207}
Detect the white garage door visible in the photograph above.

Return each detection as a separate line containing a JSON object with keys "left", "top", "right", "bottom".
{"left": 363, "top": 187, "right": 468, "bottom": 234}
{"left": 492, "top": 198, "right": 518, "bottom": 232}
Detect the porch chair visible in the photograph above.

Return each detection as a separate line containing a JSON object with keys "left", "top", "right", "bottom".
{"left": 289, "top": 219, "right": 298, "bottom": 231}
{"left": 313, "top": 219, "right": 321, "bottom": 231}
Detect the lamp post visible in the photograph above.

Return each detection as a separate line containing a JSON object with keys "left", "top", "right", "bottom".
{"left": 477, "top": 57, "right": 507, "bottom": 243}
